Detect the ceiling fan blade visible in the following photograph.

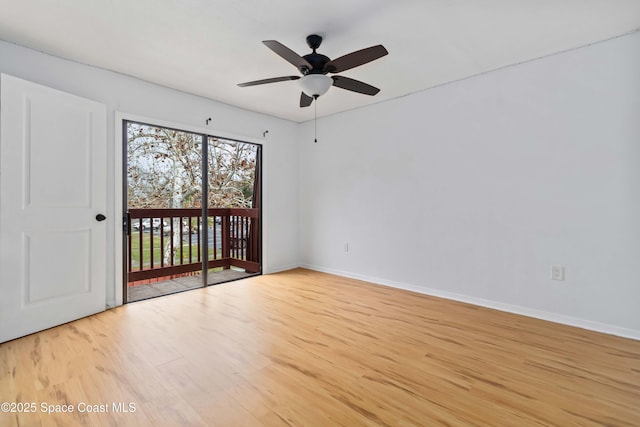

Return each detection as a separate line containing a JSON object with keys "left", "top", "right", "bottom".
{"left": 263, "top": 40, "right": 312, "bottom": 71}
{"left": 332, "top": 76, "right": 380, "bottom": 96}
{"left": 237, "top": 76, "right": 300, "bottom": 87}
{"left": 300, "top": 92, "right": 313, "bottom": 108}
{"left": 324, "top": 45, "right": 388, "bottom": 73}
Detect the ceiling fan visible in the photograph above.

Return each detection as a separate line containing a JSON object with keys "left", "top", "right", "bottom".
{"left": 238, "top": 34, "right": 388, "bottom": 107}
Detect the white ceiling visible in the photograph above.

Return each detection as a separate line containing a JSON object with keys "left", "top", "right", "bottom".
{"left": 0, "top": 1, "right": 639, "bottom": 123}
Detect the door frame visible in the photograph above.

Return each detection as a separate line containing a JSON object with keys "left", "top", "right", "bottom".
{"left": 114, "top": 112, "right": 265, "bottom": 306}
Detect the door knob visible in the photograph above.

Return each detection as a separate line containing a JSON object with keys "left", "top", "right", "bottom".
{"left": 96, "top": 214, "right": 107, "bottom": 222}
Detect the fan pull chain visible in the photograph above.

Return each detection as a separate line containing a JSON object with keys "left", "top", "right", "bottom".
{"left": 314, "top": 99, "right": 318, "bottom": 143}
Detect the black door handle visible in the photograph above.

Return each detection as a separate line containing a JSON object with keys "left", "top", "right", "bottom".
{"left": 96, "top": 214, "right": 107, "bottom": 222}
{"left": 124, "top": 212, "right": 131, "bottom": 235}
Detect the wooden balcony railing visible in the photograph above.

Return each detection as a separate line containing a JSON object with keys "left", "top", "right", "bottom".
{"left": 127, "top": 208, "right": 260, "bottom": 282}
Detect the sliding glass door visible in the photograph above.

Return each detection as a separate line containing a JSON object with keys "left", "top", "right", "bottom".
{"left": 123, "top": 120, "right": 261, "bottom": 302}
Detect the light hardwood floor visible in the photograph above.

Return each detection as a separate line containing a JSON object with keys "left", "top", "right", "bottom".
{"left": 1, "top": 268, "right": 639, "bottom": 426}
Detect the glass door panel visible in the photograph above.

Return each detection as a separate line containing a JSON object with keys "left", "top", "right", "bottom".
{"left": 126, "top": 122, "right": 203, "bottom": 302}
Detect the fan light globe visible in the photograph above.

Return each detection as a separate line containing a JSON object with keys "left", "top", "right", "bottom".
{"left": 299, "top": 74, "right": 332, "bottom": 97}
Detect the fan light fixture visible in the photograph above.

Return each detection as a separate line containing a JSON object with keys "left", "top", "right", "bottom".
{"left": 299, "top": 74, "right": 333, "bottom": 97}
{"left": 238, "top": 35, "right": 388, "bottom": 108}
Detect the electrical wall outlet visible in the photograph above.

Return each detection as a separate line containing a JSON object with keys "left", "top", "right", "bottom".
{"left": 551, "top": 265, "right": 565, "bottom": 281}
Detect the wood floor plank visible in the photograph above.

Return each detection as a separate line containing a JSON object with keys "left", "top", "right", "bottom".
{"left": 1, "top": 268, "right": 639, "bottom": 426}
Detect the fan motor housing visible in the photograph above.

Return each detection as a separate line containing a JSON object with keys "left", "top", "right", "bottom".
{"left": 302, "top": 53, "right": 330, "bottom": 74}
{"left": 302, "top": 34, "right": 330, "bottom": 74}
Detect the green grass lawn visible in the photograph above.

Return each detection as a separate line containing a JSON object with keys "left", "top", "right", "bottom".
{"left": 130, "top": 231, "right": 220, "bottom": 269}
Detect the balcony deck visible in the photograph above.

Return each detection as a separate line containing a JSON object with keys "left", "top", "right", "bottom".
{"left": 128, "top": 269, "right": 253, "bottom": 302}
{"left": 126, "top": 207, "right": 261, "bottom": 302}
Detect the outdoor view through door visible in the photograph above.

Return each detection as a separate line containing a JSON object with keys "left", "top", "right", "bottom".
{"left": 124, "top": 121, "right": 261, "bottom": 302}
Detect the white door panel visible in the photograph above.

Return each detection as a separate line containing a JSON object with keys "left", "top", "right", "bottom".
{"left": 0, "top": 74, "right": 107, "bottom": 343}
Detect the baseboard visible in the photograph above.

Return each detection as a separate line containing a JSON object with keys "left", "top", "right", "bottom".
{"left": 264, "top": 263, "right": 302, "bottom": 275}
{"left": 301, "top": 264, "right": 640, "bottom": 341}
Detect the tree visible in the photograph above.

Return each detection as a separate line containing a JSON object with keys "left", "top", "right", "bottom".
{"left": 127, "top": 123, "right": 257, "bottom": 209}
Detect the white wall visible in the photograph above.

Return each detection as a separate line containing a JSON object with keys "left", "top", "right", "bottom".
{"left": 0, "top": 39, "right": 301, "bottom": 307}
{"left": 299, "top": 32, "right": 640, "bottom": 338}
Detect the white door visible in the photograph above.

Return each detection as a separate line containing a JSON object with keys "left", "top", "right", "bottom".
{"left": 0, "top": 74, "right": 107, "bottom": 343}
